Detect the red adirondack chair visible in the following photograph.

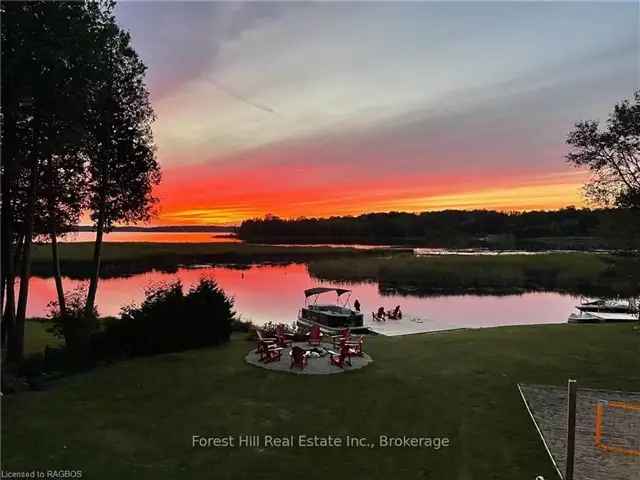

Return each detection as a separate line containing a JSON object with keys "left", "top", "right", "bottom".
{"left": 261, "top": 343, "right": 283, "bottom": 363}
{"left": 329, "top": 344, "right": 352, "bottom": 368}
{"left": 255, "top": 330, "right": 282, "bottom": 362}
{"left": 276, "top": 324, "right": 293, "bottom": 347}
{"left": 307, "top": 325, "right": 322, "bottom": 346}
{"left": 256, "top": 330, "right": 276, "bottom": 353}
{"left": 290, "top": 346, "right": 308, "bottom": 370}
{"left": 331, "top": 328, "right": 351, "bottom": 348}
{"left": 343, "top": 335, "right": 364, "bottom": 356}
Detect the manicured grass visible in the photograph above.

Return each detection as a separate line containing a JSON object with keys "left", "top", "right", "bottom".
{"left": 3, "top": 324, "right": 639, "bottom": 479}
{"left": 309, "top": 252, "right": 640, "bottom": 296}
{"left": 24, "top": 320, "right": 62, "bottom": 356}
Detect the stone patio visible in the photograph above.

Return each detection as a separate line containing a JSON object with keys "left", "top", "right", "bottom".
{"left": 245, "top": 341, "right": 373, "bottom": 375}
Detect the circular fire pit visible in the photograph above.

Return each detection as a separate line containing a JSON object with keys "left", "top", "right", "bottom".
{"left": 305, "top": 346, "right": 328, "bottom": 358}
{"left": 245, "top": 341, "right": 373, "bottom": 375}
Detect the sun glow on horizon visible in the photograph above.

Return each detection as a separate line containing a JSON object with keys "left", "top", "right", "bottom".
{"left": 112, "top": 2, "right": 635, "bottom": 227}
{"left": 152, "top": 174, "right": 588, "bottom": 226}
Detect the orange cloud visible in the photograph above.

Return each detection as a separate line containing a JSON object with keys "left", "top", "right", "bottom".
{"left": 150, "top": 161, "right": 587, "bottom": 225}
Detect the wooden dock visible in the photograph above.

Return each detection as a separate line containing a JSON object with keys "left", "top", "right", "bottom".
{"left": 365, "top": 316, "right": 464, "bottom": 336}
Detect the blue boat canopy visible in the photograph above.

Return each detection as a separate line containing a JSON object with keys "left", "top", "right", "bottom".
{"left": 304, "top": 287, "right": 351, "bottom": 298}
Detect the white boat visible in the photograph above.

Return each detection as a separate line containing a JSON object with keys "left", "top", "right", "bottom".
{"left": 568, "top": 297, "right": 639, "bottom": 323}
{"left": 576, "top": 298, "right": 638, "bottom": 314}
{"left": 297, "top": 287, "right": 365, "bottom": 332}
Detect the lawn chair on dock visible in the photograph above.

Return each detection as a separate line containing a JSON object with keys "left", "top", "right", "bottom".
{"left": 387, "top": 305, "right": 402, "bottom": 320}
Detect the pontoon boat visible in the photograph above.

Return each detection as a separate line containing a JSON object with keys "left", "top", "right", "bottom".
{"left": 568, "top": 297, "right": 639, "bottom": 323}
{"left": 297, "top": 288, "right": 364, "bottom": 331}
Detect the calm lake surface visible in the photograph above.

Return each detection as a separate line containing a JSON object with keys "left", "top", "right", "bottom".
{"left": 28, "top": 263, "right": 578, "bottom": 329}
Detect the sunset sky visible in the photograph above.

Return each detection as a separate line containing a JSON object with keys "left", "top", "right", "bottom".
{"left": 115, "top": 1, "right": 638, "bottom": 225}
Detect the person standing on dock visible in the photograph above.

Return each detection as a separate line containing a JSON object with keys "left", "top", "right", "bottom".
{"left": 354, "top": 299, "right": 361, "bottom": 312}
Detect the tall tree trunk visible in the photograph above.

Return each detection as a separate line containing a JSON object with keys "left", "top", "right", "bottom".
{"left": 1, "top": 249, "right": 6, "bottom": 339}
{"left": 0, "top": 184, "right": 7, "bottom": 319}
{"left": 12, "top": 164, "right": 38, "bottom": 362}
{"left": 1, "top": 237, "right": 6, "bottom": 320}
{"left": 50, "top": 231, "right": 66, "bottom": 316}
{"left": 84, "top": 209, "right": 105, "bottom": 316}
{"left": 0, "top": 203, "right": 9, "bottom": 354}
{"left": 1, "top": 95, "right": 17, "bottom": 357}
{"left": 2, "top": 235, "right": 23, "bottom": 358}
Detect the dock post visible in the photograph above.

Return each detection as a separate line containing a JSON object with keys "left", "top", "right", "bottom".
{"left": 565, "top": 379, "right": 577, "bottom": 480}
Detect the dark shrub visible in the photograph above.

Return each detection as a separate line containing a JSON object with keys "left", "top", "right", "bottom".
{"left": 47, "top": 286, "right": 99, "bottom": 363}
{"left": 99, "top": 278, "right": 235, "bottom": 357}
{"left": 231, "top": 318, "right": 255, "bottom": 333}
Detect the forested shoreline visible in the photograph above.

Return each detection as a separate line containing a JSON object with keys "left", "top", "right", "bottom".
{"left": 238, "top": 208, "right": 640, "bottom": 249}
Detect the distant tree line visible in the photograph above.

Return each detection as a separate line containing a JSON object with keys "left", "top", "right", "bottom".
{"left": 241, "top": 90, "right": 640, "bottom": 250}
{"left": 237, "top": 208, "right": 639, "bottom": 248}
{"left": 1, "top": 1, "right": 160, "bottom": 363}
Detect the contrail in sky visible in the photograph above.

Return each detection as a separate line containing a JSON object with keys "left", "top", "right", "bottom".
{"left": 211, "top": 81, "right": 278, "bottom": 115}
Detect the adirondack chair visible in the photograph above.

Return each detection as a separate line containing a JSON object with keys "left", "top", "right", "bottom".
{"left": 261, "top": 344, "right": 283, "bottom": 363}
{"left": 276, "top": 324, "right": 293, "bottom": 347}
{"left": 255, "top": 330, "right": 280, "bottom": 361}
{"left": 290, "top": 346, "right": 308, "bottom": 370}
{"left": 343, "top": 335, "right": 364, "bottom": 356}
{"left": 328, "top": 343, "right": 352, "bottom": 368}
{"left": 307, "top": 325, "right": 322, "bottom": 346}
{"left": 331, "top": 328, "right": 350, "bottom": 348}
{"left": 256, "top": 330, "right": 276, "bottom": 352}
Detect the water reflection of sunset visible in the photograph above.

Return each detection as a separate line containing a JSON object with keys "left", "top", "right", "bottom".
{"left": 28, "top": 264, "right": 577, "bottom": 330}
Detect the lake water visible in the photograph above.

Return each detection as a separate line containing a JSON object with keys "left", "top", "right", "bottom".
{"left": 28, "top": 263, "right": 578, "bottom": 330}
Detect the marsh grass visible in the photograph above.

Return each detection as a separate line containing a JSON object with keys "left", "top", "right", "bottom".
{"left": 30, "top": 242, "right": 397, "bottom": 278}
{"left": 308, "top": 253, "right": 640, "bottom": 296}
{"left": 31, "top": 242, "right": 639, "bottom": 296}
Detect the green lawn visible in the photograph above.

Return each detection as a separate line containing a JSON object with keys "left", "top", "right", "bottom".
{"left": 3, "top": 324, "right": 639, "bottom": 479}
{"left": 24, "top": 320, "right": 62, "bottom": 355}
